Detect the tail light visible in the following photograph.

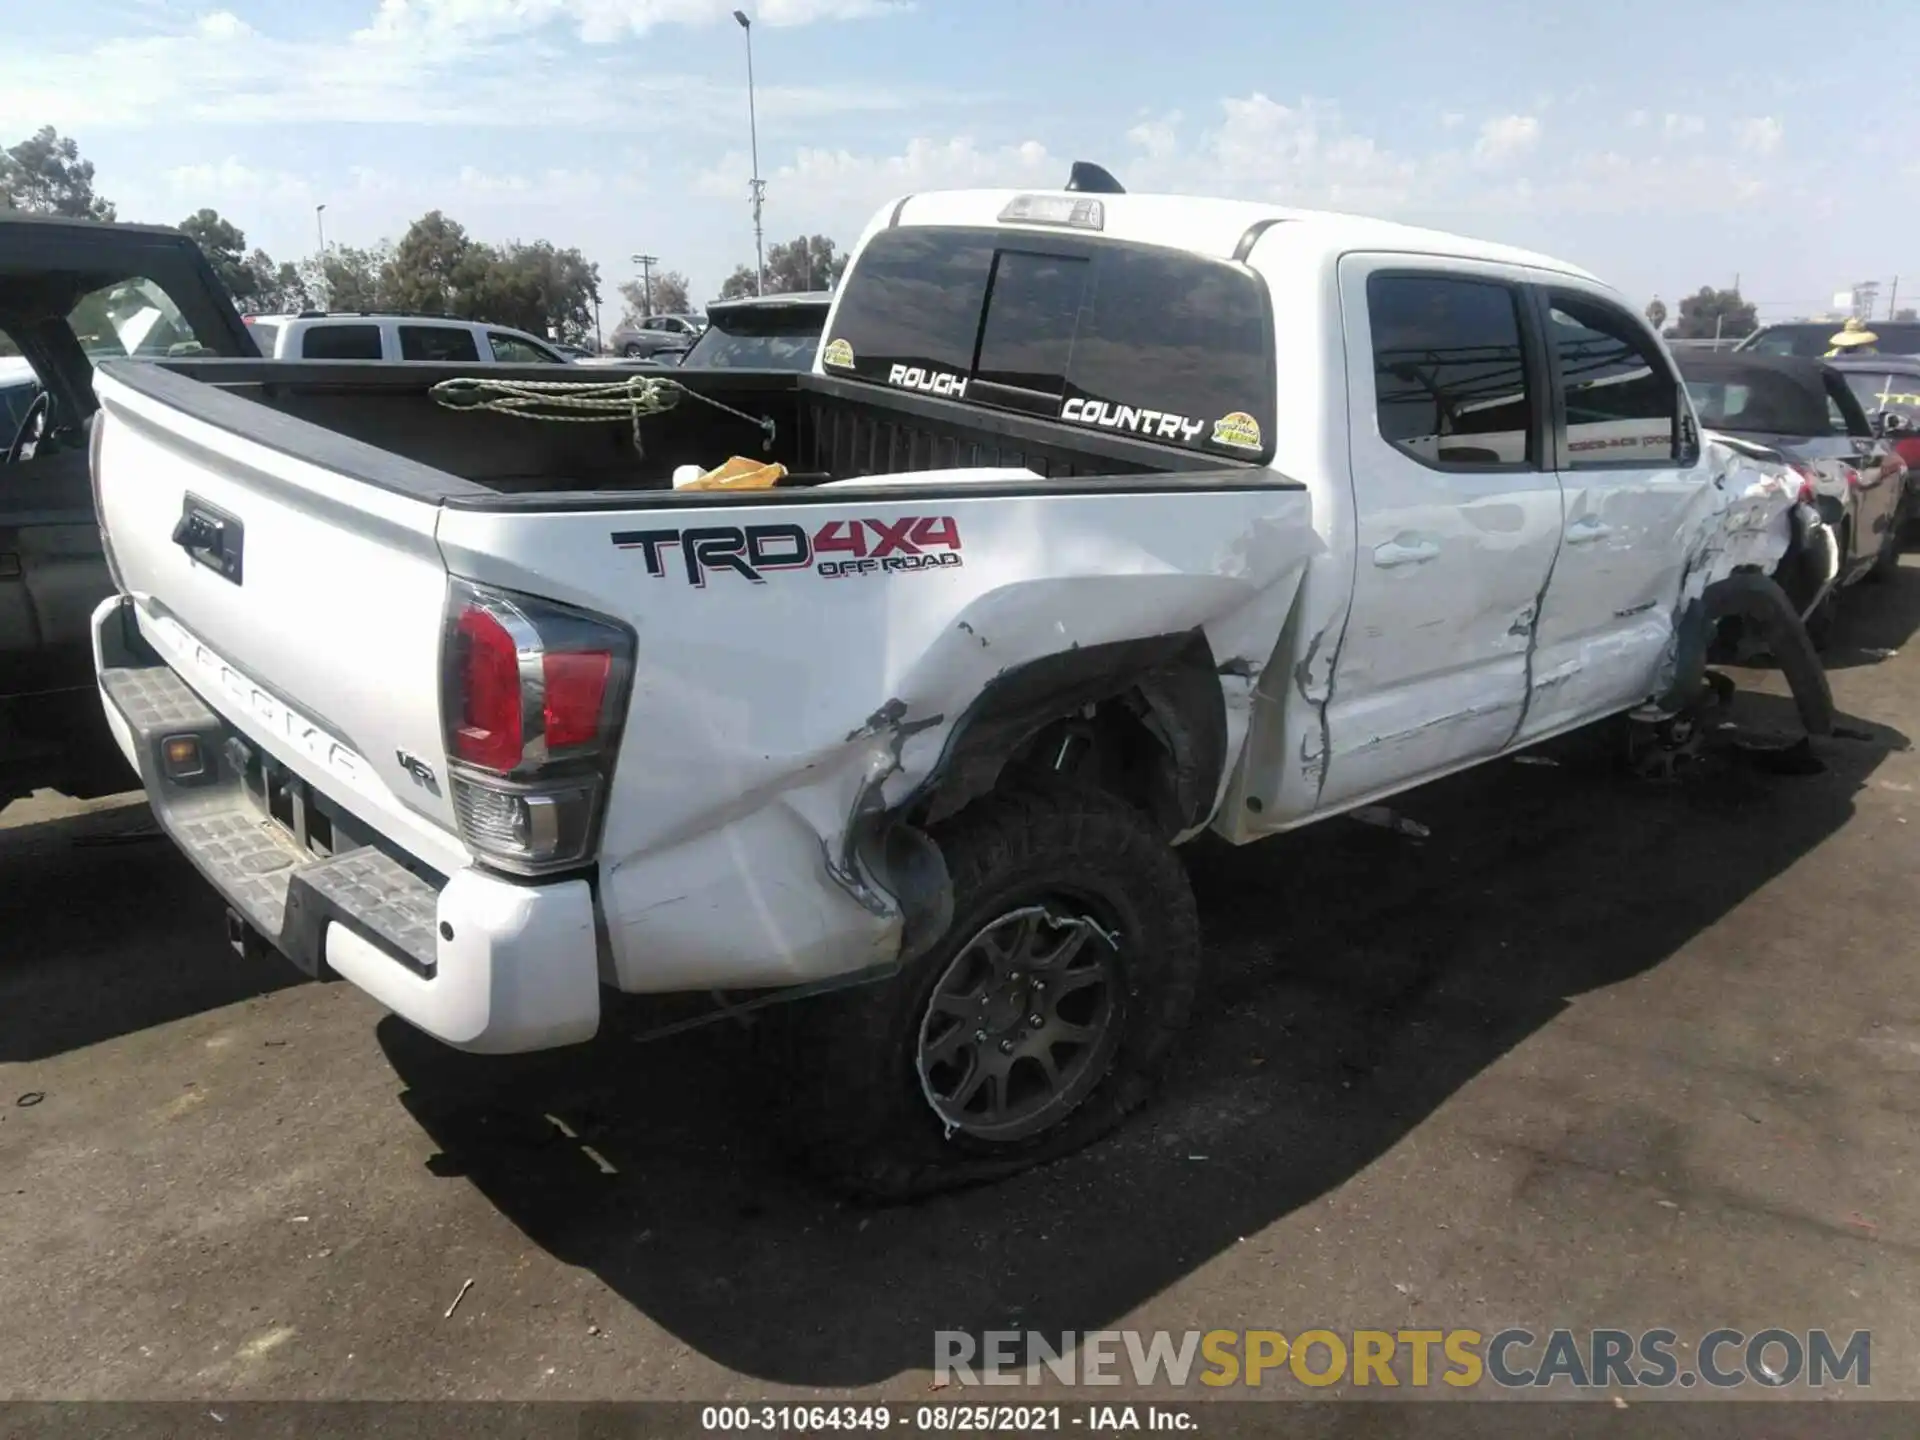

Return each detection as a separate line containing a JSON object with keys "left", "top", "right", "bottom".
{"left": 441, "top": 579, "right": 634, "bottom": 876}
{"left": 88, "top": 411, "right": 126, "bottom": 593}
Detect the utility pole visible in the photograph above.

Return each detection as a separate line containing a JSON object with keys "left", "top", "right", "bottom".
{"left": 314, "top": 203, "right": 329, "bottom": 310}
{"left": 1889, "top": 276, "right": 1901, "bottom": 320}
{"left": 630, "top": 253, "right": 658, "bottom": 315}
{"left": 734, "top": 9, "right": 766, "bottom": 296}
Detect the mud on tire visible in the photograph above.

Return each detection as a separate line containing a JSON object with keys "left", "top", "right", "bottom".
{"left": 769, "top": 777, "right": 1202, "bottom": 1203}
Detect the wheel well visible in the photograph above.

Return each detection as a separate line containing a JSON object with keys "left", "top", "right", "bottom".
{"left": 902, "top": 631, "right": 1228, "bottom": 839}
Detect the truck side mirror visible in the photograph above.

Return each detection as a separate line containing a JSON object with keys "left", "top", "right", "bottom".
{"left": 1880, "top": 409, "right": 1910, "bottom": 437}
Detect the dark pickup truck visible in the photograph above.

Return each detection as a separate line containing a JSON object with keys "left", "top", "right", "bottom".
{"left": 0, "top": 213, "right": 254, "bottom": 808}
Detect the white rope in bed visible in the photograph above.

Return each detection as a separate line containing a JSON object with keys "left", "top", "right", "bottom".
{"left": 428, "top": 373, "right": 777, "bottom": 457}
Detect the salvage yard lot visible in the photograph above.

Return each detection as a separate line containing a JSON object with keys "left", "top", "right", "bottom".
{"left": 4, "top": 573, "right": 1920, "bottom": 1401}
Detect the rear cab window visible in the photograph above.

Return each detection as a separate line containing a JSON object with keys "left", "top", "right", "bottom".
{"left": 821, "top": 226, "right": 1275, "bottom": 460}
{"left": 399, "top": 325, "right": 480, "bottom": 362}
{"left": 300, "top": 324, "right": 383, "bottom": 360}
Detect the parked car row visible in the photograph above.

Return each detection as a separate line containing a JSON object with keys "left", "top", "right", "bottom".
{"left": 1673, "top": 349, "right": 1913, "bottom": 647}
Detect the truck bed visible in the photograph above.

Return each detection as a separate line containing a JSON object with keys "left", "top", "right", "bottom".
{"left": 134, "top": 358, "right": 1251, "bottom": 504}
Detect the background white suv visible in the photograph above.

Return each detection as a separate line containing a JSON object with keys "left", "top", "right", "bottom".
{"left": 244, "top": 313, "right": 571, "bottom": 364}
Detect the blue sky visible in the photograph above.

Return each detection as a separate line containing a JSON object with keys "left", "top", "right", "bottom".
{"left": 8, "top": 0, "right": 1913, "bottom": 326}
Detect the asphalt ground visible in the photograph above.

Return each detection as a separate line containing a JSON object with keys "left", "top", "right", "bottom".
{"left": 4, "top": 565, "right": 1920, "bottom": 1412}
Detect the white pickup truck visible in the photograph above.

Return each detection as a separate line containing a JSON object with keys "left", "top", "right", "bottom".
{"left": 87, "top": 181, "right": 1823, "bottom": 1198}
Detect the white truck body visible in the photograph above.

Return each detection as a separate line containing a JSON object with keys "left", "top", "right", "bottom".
{"left": 85, "top": 185, "right": 1812, "bottom": 1185}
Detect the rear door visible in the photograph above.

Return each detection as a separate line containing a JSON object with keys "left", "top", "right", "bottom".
{"left": 1319, "top": 260, "right": 1564, "bottom": 807}
{"left": 91, "top": 361, "right": 465, "bottom": 872}
{"left": 1518, "top": 288, "right": 1710, "bottom": 743}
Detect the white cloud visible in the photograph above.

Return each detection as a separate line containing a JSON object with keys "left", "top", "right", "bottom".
{"left": 351, "top": 0, "right": 905, "bottom": 47}
{"left": 1736, "top": 116, "right": 1784, "bottom": 155}
{"left": 1474, "top": 114, "right": 1541, "bottom": 165}
{"left": 0, "top": 1, "right": 928, "bottom": 132}
{"left": 1127, "top": 112, "right": 1182, "bottom": 161}
{"left": 1663, "top": 113, "right": 1705, "bottom": 139}
{"left": 696, "top": 135, "right": 1057, "bottom": 232}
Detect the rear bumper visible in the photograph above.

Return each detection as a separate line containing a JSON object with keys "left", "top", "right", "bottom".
{"left": 92, "top": 595, "right": 600, "bottom": 1054}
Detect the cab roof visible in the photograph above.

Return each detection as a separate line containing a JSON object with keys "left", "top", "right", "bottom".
{"left": 889, "top": 188, "right": 1600, "bottom": 283}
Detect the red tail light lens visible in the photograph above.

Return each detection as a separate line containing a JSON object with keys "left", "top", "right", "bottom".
{"left": 441, "top": 580, "right": 634, "bottom": 875}
{"left": 542, "top": 650, "right": 612, "bottom": 749}
{"left": 452, "top": 606, "right": 524, "bottom": 772}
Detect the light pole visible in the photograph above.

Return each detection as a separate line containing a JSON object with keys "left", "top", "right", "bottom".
{"left": 733, "top": 9, "right": 765, "bottom": 296}
{"left": 314, "top": 203, "right": 329, "bottom": 310}
{"left": 631, "top": 253, "right": 658, "bottom": 315}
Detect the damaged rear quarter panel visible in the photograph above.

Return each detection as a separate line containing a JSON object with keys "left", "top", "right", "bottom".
{"left": 435, "top": 486, "right": 1318, "bottom": 992}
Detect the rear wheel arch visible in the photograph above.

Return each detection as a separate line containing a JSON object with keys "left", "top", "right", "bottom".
{"left": 901, "top": 630, "right": 1229, "bottom": 839}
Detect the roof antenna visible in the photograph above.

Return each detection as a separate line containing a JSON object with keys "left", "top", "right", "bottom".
{"left": 1065, "top": 161, "right": 1125, "bottom": 195}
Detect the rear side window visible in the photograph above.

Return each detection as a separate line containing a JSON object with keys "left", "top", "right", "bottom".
{"left": 822, "top": 226, "right": 1274, "bottom": 458}
{"left": 400, "top": 325, "right": 480, "bottom": 362}
{"left": 1367, "top": 273, "right": 1535, "bottom": 468}
{"left": 300, "top": 324, "right": 382, "bottom": 360}
{"left": 1546, "top": 294, "right": 1681, "bottom": 466}
{"left": 488, "top": 332, "right": 558, "bottom": 364}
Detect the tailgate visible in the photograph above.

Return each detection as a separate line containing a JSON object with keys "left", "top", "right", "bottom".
{"left": 91, "top": 362, "right": 465, "bottom": 872}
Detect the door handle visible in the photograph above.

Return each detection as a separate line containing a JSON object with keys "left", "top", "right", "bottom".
{"left": 1565, "top": 518, "right": 1614, "bottom": 544}
{"left": 1372, "top": 537, "right": 1440, "bottom": 568}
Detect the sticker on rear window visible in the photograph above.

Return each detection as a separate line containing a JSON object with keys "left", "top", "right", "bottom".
{"left": 1212, "top": 411, "right": 1263, "bottom": 451}
{"left": 888, "top": 363, "right": 968, "bottom": 398}
{"left": 823, "top": 338, "right": 854, "bottom": 369}
{"left": 1060, "top": 397, "right": 1204, "bottom": 443}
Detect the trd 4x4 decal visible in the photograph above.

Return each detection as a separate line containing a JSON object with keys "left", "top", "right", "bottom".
{"left": 612, "top": 515, "right": 964, "bottom": 586}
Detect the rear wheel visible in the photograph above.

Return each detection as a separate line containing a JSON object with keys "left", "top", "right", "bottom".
{"left": 774, "top": 779, "right": 1201, "bottom": 1202}
{"left": 621, "top": 342, "right": 644, "bottom": 358}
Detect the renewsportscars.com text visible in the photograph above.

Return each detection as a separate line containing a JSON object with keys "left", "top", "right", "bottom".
{"left": 934, "top": 1327, "right": 1871, "bottom": 1391}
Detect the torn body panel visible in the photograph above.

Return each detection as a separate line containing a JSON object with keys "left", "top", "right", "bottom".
{"left": 437, "top": 486, "right": 1320, "bottom": 994}
{"left": 1650, "top": 440, "right": 1831, "bottom": 734}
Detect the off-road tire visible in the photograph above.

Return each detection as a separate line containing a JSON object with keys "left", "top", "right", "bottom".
{"left": 770, "top": 777, "right": 1201, "bottom": 1203}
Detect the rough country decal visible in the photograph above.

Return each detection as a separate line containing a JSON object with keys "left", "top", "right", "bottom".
{"left": 822, "top": 338, "right": 854, "bottom": 369}
{"left": 1060, "top": 396, "right": 1205, "bottom": 443}
{"left": 612, "top": 516, "right": 964, "bottom": 585}
{"left": 888, "top": 364, "right": 967, "bottom": 398}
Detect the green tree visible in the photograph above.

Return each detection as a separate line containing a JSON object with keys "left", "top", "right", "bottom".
{"left": 1672, "top": 286, "right": 1757, "bottom": 341}
{"left": 717, "top": 264, "right": 759, "bottom": 301}
{"left": 0, "top": 126, "right": 116, "bottom": 220}
{"left": 457, "top": 240, "right": 601, "bottom": 342}
{"left": 764, "top": 235, "right": 846, "bottom": 293}
{"left": 178, "top": 208, "right": 259, "bottom": 307}
{"left": 1645, "top": 297, "right": 1668, "bottom": 333}
{"left": 247, "top": 250, "right": 310, "bottom": 312}
{"left": 619, "top": 269, "right": 690, "bottom": 319}
{"left": 384, "top": 211, "right": 475, "bottom": 314}
{"left": 300, "top": 243, "right": 391, "bottom": 312}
